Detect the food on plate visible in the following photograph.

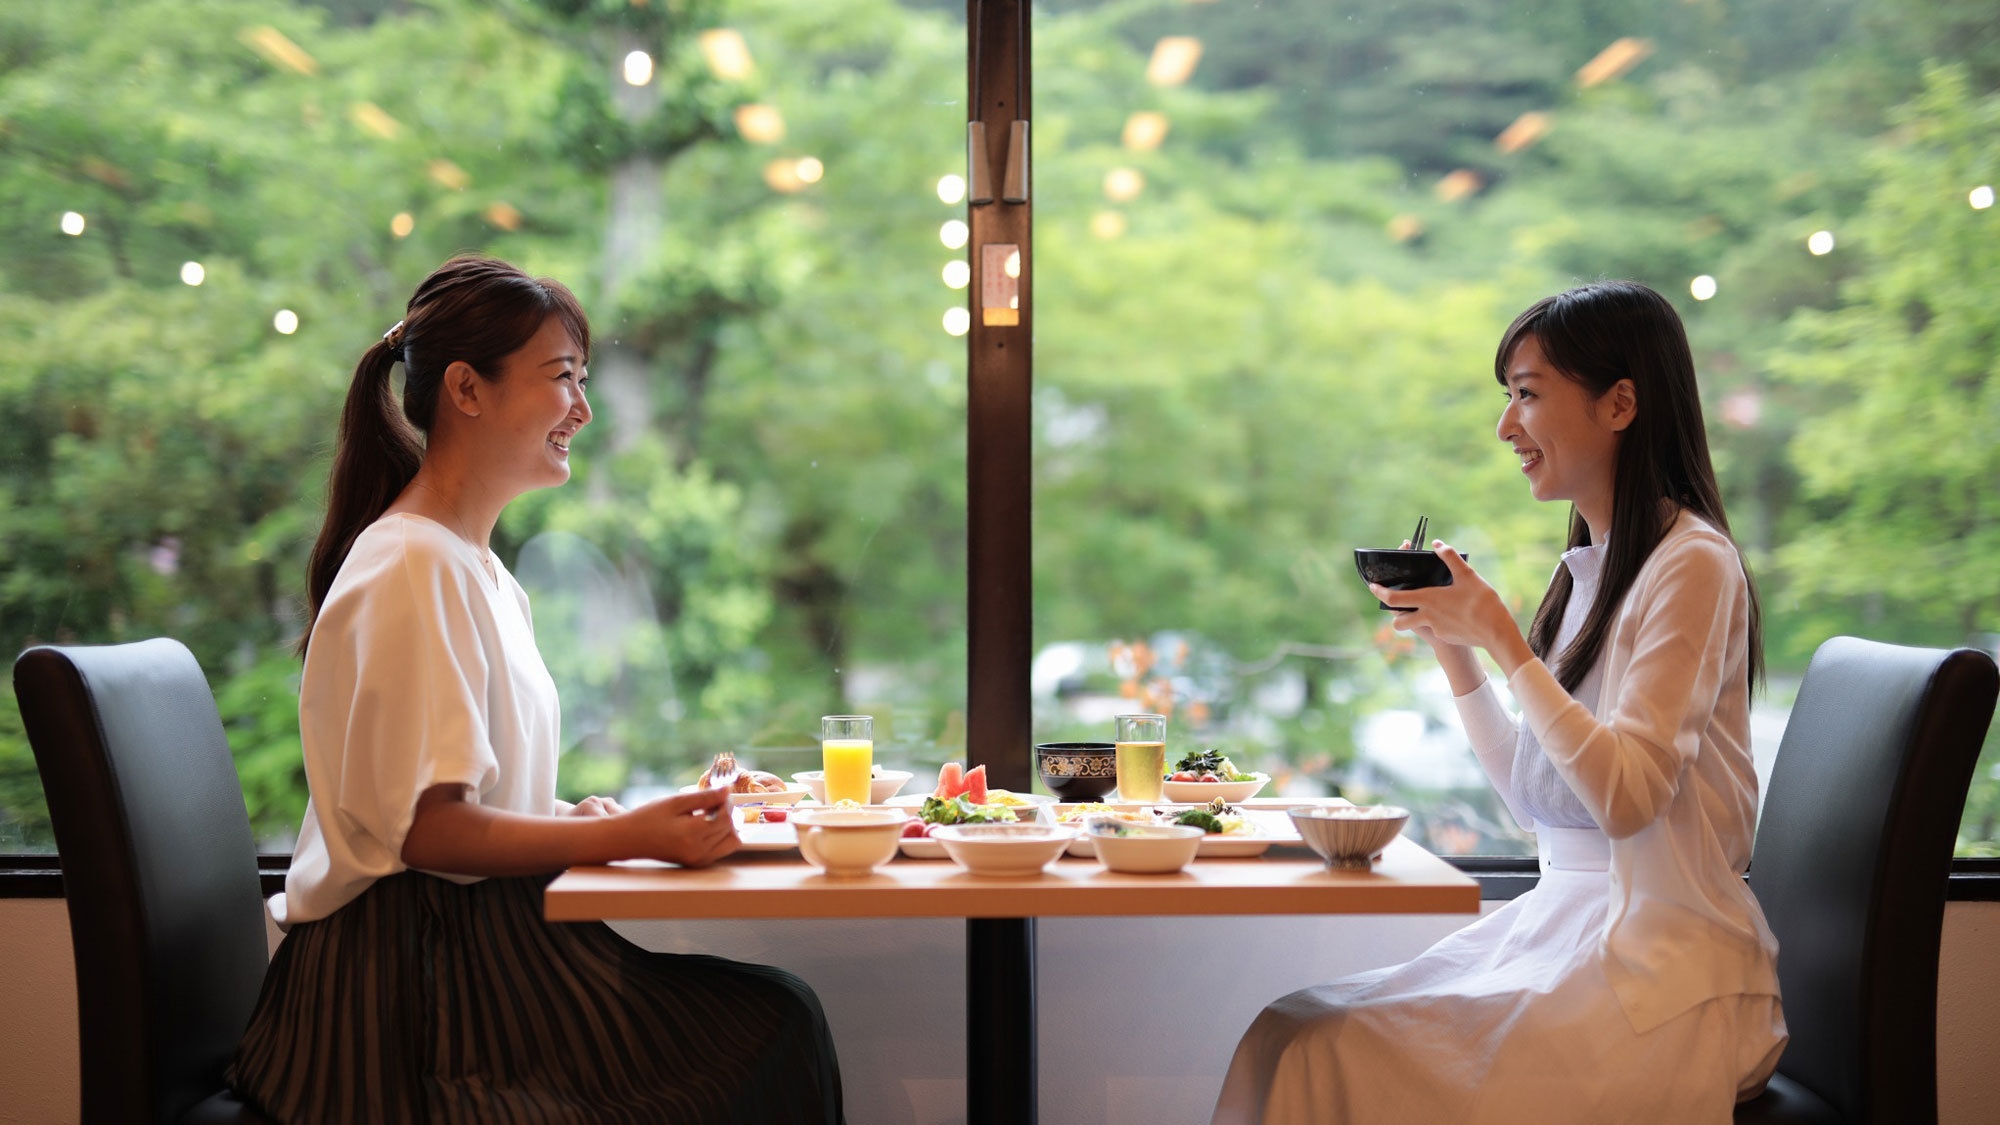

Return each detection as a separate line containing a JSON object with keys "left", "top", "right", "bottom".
{"left": 981, "top": 789, "right": 1037, "bottom": 812}
{"left": 1167, "top": 796, "right": 1249, "bottom": 835}
{"left": 1057, "top": 803, "right": 1146, "bottom": 826}
{"left": 916, "top": 788, "right": 1024, "bottom": 832}
{"left": 933, "top": 761, "right": 991, "bottom": 804}
{"left": 1164, "top": 749, "right": 1256, "bottom": 784}
{"left": 697, "top": 763, "right": 790, "bottom": 794}
{"left": 740, "top": 806, "right": 790, "bottom": 824}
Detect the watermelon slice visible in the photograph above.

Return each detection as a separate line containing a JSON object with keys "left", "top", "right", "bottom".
{"left": 964, "top": 764, "right": 988, "bottom": 804}
{"left": 936, "top": 761, "right": 964, "bottom": 799}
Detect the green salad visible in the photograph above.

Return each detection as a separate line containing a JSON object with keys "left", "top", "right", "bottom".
{"left": 1170, "top": 749, "right": 1256, "bottom": 783}
{"left": 919, "top": 794, "right": 1018, "bottom": 826}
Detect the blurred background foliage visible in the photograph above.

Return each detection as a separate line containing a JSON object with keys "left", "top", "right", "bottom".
{"left": 0, "top": 0, "right": 1993, "bottom": 853}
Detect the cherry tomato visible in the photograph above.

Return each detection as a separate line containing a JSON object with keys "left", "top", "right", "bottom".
{"left": 761, "top": 807, "right": 788, "bottom": 823}
{"left": 1199, "top": 773, "right": 1221, "bottom": 783}
{"left": 1170, "top": 771, "right": 1197, "bottom": 782}
{"left": 901, "top": 819, "right": 927, "bottom": 838}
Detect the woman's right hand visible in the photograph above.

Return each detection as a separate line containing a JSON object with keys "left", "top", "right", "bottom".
{"left": 616, "top": 789, "right": 741, "bottom": 867}
{"left": 1394, "top": 539, "right": 1486, "bottom": 694}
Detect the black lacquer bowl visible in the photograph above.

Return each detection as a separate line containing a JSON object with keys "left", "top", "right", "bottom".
{"left": 1034, "top": 742, "right": 1118, "bottom": 802}
{"left": 1353, "top": 548, "right": 1468, "bottom": 611}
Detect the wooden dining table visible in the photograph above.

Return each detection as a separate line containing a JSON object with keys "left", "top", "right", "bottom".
{"left": 544, "top": 801, "right": 1480, "bottom": 1125}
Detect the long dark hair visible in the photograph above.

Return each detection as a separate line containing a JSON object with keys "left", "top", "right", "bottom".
{"left": 1495, "top": 280, "right": 1763, "bottom": 694}
{"left": 299, "top": 254, "right": 591, "bottom": 653}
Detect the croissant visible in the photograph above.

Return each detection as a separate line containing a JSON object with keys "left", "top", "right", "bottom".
{"left": 697, "top": 764, "right": 788, "bottom": 793}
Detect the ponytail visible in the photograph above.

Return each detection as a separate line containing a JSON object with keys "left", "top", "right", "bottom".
{"left": 297, "top": 255, "right": 591, "bottom": 654}
{"left": 298, "top": 335, "right": 423, "bottom": 653}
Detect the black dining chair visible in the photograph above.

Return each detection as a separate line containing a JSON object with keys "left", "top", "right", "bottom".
{"left": 1733, "top": 636, "right": 1997, "bottom": 1125}
{"left": 15, "top": 639, "right": 276, "bottom": 1125}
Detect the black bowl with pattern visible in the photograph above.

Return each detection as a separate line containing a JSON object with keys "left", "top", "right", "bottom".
{"left": 1034, "top": 742, "right": 1119, "bottom": 802}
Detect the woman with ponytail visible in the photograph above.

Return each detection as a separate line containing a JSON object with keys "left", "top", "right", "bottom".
{"left": 228, "top": 255, "right": 845, "bottom": 1123}
{"left": 1215, "top": 282, "right": 1785, "bottom": 1123}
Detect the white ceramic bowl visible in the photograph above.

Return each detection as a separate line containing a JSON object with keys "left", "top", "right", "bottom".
{"left": 677, "top": 782, "right": 812, "bottom": 808}
{"left": 790, "top": 809, "right": 908, "bottom": 876}
{"left": 792, "top": 769, "right": 914, "bottom": 805}
{"left": 1160, "top": 773, "right": 1270, "bottom": 804}
{"left": 1085, "top": 820, "right": 1204, "bottom": 874}
{"left": 1287, "top": 805, "right": 1409, "bottom": 870}
{"left": 930, "top": 823, "right": 1074, "bottom": 877}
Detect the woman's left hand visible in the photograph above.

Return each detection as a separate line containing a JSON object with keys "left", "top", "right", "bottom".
{"left": 1369, "top": 542, "right": 1529, "bottom": 672}
{"left": 565, "top": 795, "right": 627, "bottom": 817}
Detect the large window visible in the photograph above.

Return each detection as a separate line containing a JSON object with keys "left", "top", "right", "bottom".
{"left": 1027, "top": 0, "right": 2000, "bottom": 855}
{"left": 2, "top": 0, "right": 1996, "bottom": 859}
{"left": 0, "top": 0, "right": 968, "bottom": 850}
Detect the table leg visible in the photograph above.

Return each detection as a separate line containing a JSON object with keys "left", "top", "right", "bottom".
{"left": 967, "top": 917, "right": 1035, "bottom": 1125}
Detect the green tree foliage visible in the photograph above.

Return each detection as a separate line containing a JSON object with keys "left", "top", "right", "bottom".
{"left": 0, "top": 0, "right": 1995, "bottom": 853}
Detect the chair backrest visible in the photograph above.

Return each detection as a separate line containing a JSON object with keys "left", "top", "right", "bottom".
{"left": 1748, "top": 636, "right": 1997, "bottom": 1123}
{"left": 14, "top": 640, "right": 271, "bottom": 1125}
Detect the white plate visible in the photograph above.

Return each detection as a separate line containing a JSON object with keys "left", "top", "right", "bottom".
{"left": 1160, "top": 773, "right": 1269, "bottom": 804}
{"left": 887, "top": 791, "right": 1056, "bottom": 819}
{"left": 1052, "top": 803, "right": 1300, "bottom": 859}
{"left": 897, "top": 836, "right": 950, "bottom": 860}
{"left": 732, "top": 819, "right": 801, "bottom": 851}
{"left": 679, "top": 783, "right": 812, "bottom": 807}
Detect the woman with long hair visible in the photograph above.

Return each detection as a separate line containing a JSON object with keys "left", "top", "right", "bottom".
{"left": 1214, "top": 281, "right": 1785, "bottom": 1122}
{"left": 227, "top": 254, "right": 844, "bottom": 1123}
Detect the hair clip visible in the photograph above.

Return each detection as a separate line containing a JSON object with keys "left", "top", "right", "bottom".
{"left": 382, "top": 319, "right": 406, "bottom": 345}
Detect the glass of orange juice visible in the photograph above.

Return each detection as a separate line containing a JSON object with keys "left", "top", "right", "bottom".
{"left": 821, "top": 715, "right": 874, "bottom": 805}
{"left": 1114, "top": 713, "right": 1166, "bottom": 803}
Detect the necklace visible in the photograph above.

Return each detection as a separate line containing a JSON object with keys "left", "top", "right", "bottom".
{"left": 411, "top": 481, "right": 497, "bottom": 586}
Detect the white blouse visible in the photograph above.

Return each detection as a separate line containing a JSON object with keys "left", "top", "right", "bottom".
{"left": 1453, "top": 509, "right": 1781, "bottom": 1032}
{"left": 271, "top": 514, "right": 561, "bottom": 928}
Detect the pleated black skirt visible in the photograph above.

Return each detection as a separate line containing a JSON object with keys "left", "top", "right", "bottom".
{"left": 226, "top": 871, "right": 845, "bottom": 1124}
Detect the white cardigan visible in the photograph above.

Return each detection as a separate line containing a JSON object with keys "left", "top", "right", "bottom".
{"left": 1452, "top": 509, "right": 1781, "bottom": 1033}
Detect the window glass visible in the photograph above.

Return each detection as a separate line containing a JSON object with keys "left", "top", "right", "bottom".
{"left": 1030, "top": 0, "right": 2000, "bottom": 854}
{"left": 0, "top": 0, "right": 967, "bottom": 851}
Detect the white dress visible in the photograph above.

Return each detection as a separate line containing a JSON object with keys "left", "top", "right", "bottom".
{"left": 272, "top": 513, "right": 561, "bottom": 928}
{"left": 1215, "top": 520, "right": 1786, "bottom": 1124}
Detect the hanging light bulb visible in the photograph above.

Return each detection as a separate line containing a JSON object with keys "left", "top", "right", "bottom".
{"left": 937, "top": 174, "right": 967, "bottom": 205}
{"left": 942, "top": 260, "right": 971, "bottom": 289}
{"left": 943, "top": 307, "right": 971, "bottom": 336}
{"left": 939, "top": 220, "right": 970, "bottom": 249}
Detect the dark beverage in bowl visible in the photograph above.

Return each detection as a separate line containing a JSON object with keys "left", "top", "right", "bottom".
{"left": 1353, "top": 548, "right": 1469, "bottom": 611}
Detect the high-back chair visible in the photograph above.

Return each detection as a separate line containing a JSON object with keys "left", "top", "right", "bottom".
{"left": 1734, "top": 636, "right": 1997, "bottom": 1124}
{"left": 15, "top": 640, "right": 275, "bottom": 1124}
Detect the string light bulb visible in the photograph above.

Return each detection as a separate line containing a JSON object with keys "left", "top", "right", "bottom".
{"left": 1807, "top": 230, "right": 1834, "bottom": 256}
{"left": 943, "top": 307, "right": 971, "bottom": 336}
{"left": 1971, "top": 185, "right": 1994, "bottom": 210}
{"left": 180, "top": 261, "right": 206, "bottom": 287}
{"left": 1690, "top": 275, "right": 1717, "bottom": 301}
{"left": 623, "top": 50, "right": 654, "bottom": 87}
{"left": 273, "top": 309, "right": 299, "bottom": 335}
{"left": 939, "top": 220, "right": 969, "bottom": 249}
{"left": 942, "top": 260, "right": 971, "bottom": 289}
{"left": 937, "top": 174, "right": 966, "bottom": 205}
{"left": 59, "top": 211, "right": 85, "bottom": 236}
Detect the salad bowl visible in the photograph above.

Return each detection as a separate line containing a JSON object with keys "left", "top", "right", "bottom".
{"left": 1160, "top": 774, "right": 1268, "bottom": 804}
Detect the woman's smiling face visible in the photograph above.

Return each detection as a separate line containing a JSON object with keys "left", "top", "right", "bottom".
{"left": 1496, "top": 334, "right": 1631, "bottom": 527}
{"left": 481, "top": 314, "right": 591, "bottom": 492}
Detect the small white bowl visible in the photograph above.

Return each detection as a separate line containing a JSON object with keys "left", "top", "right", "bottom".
{"left": 1287, "top": 805, "right": 1409, "bottom": 870}
{"left": 1159, "top": 773, "right": 1269, "bottom": 804}
{"left": 931, "top": 823, "right": 1074, "bottom": 877}
{"left": 793, "top": 769, "right": 914, "bottom": 805}
{"left": 790, "top": 808, "right": 908, "bottom": 877}
{"left": 1085, "top": 820, "right": 1203, "bottom": 874}
{"left": 677, "top": 782, "right": 812, "bottom": 808}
